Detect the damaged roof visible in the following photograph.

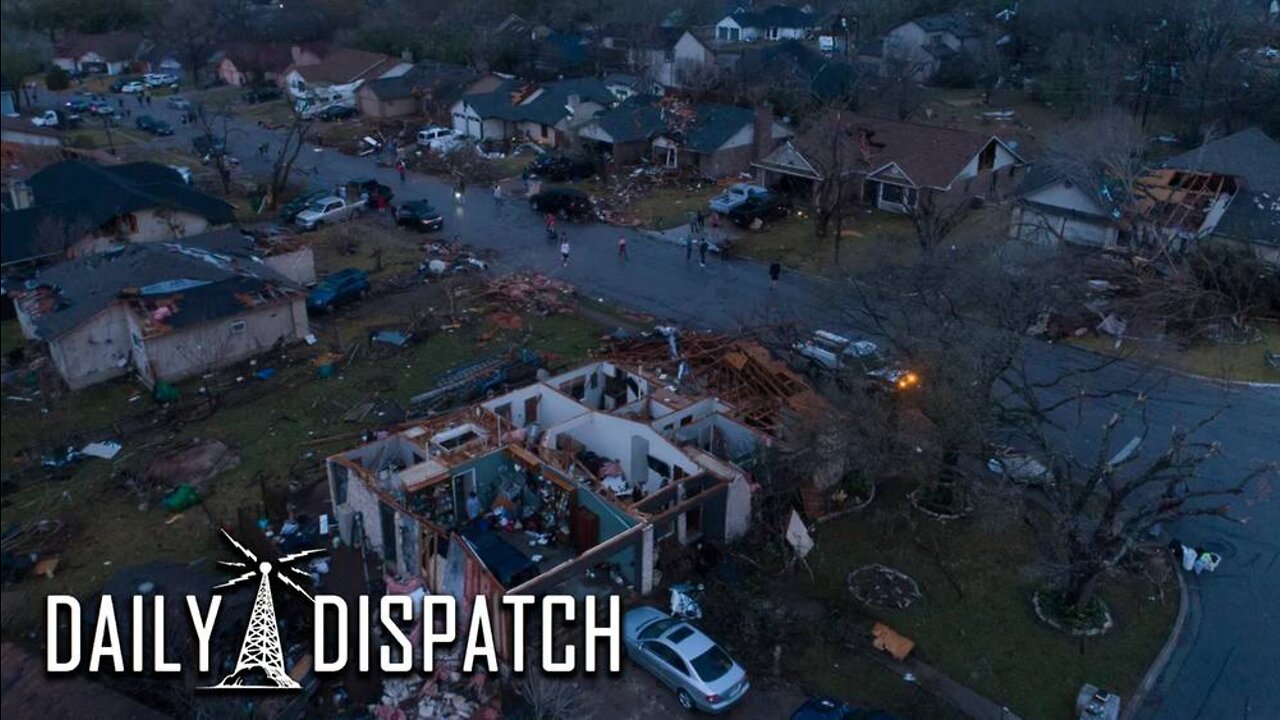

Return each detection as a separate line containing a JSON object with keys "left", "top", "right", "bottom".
{"left": 1161, "top": 128, "right": 1280, "bottom": 192}
{"left": 16, "top": 242, "right": 299, "bottom": 341}
{"left": 681, "top": 104, "right": 756, "bottom": 153}
{"left": 589, "top": 95, "right": 666, "bottom": 143}
{"left": 463, "top": 77, "right": 614, "bottom": 126}
{"left": 360, "top": 62, "right": 478, "bottom": 102}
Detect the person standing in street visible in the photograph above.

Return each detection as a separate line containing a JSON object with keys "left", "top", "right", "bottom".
{"left": 396, "top": 159, "right": 407, "bottom": 183}
{"left": 493, "top": 184, "right": 503, "bottom": 206}
{"left": 617, "top": 235, "right": 628, "bottom": 261}
{"left": 685, "top": 234, "right": 694, "bottom": 263}
{"left": 769, "top": 260, "right": 782, "bottom": 288}
{"left": 560, "top": 237, "right": 571, "bottom": 266}
{"left": 698, "top": 237, "right": 709, "bottom": 268}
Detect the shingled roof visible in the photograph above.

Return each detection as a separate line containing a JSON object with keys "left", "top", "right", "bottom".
{"left": 16, "top": 242, "right": 300, "bottom": 340}
{"left": 2, "top": 161, "right": 235, "bottom": 266}
{"left": 290, "top": 48, "right": 402, "bottom": 84}
{"left": 54, "top": 31, "right": 146, "bottom": 62}
{"left": 462, "top": 77, "right": 614, "bottom": 126}
{"left": 786, "top": 113, "right": 1018, "bottom": 188}
{"left": 1162, "top": 128, "right": 1280, "bottom": 193}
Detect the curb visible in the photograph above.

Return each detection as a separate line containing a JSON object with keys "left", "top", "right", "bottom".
{"left": 1121, "top": 567, "right": 1192, "bottom": 720}
{"left": 1059, "top": 341, "right": 1280, "bottom": 390}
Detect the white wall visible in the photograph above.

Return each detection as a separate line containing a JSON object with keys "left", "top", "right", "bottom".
{"left": 141, "top": 297, "right": 307, "bottom": 383}
{"left": 546, "top": 413, "right": 699, "bottom": 494}
{"left": 48, "top": 305, "right": 133, "bottom": 390}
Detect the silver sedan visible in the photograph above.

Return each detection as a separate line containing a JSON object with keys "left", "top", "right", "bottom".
{"left": 623, "top": 606, "right": 750, "bottom": 713}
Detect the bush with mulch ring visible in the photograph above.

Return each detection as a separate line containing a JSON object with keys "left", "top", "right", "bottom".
{"left": 1032, "top": 589, "right": 1114, "bottom": 637}
{"left": 910, "top": 481, "right": 972, "bottom": 519}
{"left": 848, "top": 564, "right": 922, "bottom": 610}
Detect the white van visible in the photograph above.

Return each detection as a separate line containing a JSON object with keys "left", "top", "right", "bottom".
{"left": 417, "top": 126, "right": 460, "bottom": 152}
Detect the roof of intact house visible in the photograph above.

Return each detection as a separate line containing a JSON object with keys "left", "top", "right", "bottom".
{"left": 16, "top": 242, "right": 300, "bottom": 341}
{"left": 54, "top": 31, "right": 146, "bottom": 62}
{"left": 784, "top": 113, "right": 1018, "bottom": 188}
{"left": 2, "top": 160, "right": 235, "bottom": 266}
{"left": 1162, "top": 127, "right": 1280, "bottom": 193}
{"left": 360, "top": 62, "right": 478, "bottom": 101}
{"left": 290, "top": 48, "right": 402, "bottom": 84}
{"left": 591, "top": 95, "right": 666, "bottom": 143}
{"left": 727, "top": 5, "right": 817, "bottom": 29}
{"left": 681, "top": 104, "right": 756, "bottom": 153}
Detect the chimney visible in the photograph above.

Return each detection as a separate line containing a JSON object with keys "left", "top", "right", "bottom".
{"left": 753, "top": 102, "right": 774, "bottom": 160}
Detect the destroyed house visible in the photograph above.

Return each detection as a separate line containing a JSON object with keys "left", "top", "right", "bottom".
{"left": 326, "top": 360, "right": 765, "bottom": 658}
{"left": 11, "top": 242, "right": 308, "bottom": 390}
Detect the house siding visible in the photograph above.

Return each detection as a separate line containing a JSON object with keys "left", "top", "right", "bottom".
{"left": 68, "top": 209, "right": 213, "bottom": 258}
{"left": 47, "top": 305, "right": 134, "bottom": 390}
{"left": 140, "top": 298, "right": 307, "bottom": 383}
{"left": 357, "top": 90, "right": 417, "bottom": 119}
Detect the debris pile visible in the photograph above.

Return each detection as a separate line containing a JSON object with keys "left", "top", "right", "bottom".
{"left": 419, "top": 239, "right": 493, "bottom": 278}
{"left": 484, "top": 273, "right": 576, "bottom": 315}
{"left": 374, "top": 667, "right": 498, "bottom": 720}
{"left": 606, "top": 330, "right": 826, "bottom": 433}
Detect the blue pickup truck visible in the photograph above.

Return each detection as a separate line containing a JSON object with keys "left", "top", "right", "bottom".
{"left": 307, "top": 268, "right": 370, "bottom": 312}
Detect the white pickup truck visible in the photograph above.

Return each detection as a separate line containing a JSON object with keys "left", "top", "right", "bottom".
{"left": 295, "top": 196, "right": 365, "bottom": 230}
{"left": 31, "top": 110, "right": 80, "bottom": 128}
{"left": 708, "top": 183, "right": 770, "bottom": 214}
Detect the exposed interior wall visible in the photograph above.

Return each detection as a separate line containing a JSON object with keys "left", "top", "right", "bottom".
{"left": 547, "top": 413, "right": 699, "bottom": 494}
{"left": 575, "top": 487, "right": 640, "bottom": 585}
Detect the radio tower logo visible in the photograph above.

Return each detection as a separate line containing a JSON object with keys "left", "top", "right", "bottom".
{"left": 205, "top": 529, "right": 323, "bottom": 691}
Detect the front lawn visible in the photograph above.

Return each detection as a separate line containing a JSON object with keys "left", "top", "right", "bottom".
{"left": 732, "top": 209, "right": 917, "bottom": 274}
{"left": 790, "top": 480, "right": 1176, "bottom": 719}
{"left": 1071, "top": 320, "right": 1280, "bottom": 383}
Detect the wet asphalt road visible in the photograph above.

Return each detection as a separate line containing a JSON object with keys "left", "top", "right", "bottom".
{"left": 37, "top": 88, "right": 1280, "bottom": 719}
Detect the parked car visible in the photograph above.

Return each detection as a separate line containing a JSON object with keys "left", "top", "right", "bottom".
{"left": 167, "top": 95, "right": 192, "bottom": 110}
{"left": 64, "top": 97, "right": 91, "bottom": 113}
{"left": 295, "top": 196, "right": 365, "bottom": 230}
{"left": 530, "top": 188, "right": 592, "bottom": 218}
{"left": 242, "top": 86, "right": 283, "bottom": 104}
{"left": 416, "top": 126, "right": 461, "bottom": 152}
{"left": 316, "top": 104, "right": 358, "bottom": 121}
{"left": 278, "top": 189, "right": 330, "bottom": 224}
{"left": 109, "top": 76, "right": 142, "bottom": 93}
{"left": 31, "top": 110, "right": 82, "bottom": 129}
{"left": 526, "top": 154, "right": 595, "bottom": 182}
{"left": 791, "top": 330, "right": 920, "bottom": 392}
{"left": 726, "top": 193, "right": 789, "bottom": 227}
{"left": 623, "top": 606, "right": 749, "bottom": 713}
{"left": 192, "top": 134, "right": 226, "bottom": 157}
{"left": 307, "top": 268, "right": 371, "bottom": 312}
{"left": 708, "top": 183, "right": 770, "bottom": 214}
{"left": 395, "top": 200, "right": 444, "bottom": 232}
{"left": 136, "top": 115, "right": 174, "bottom": 136}
{"left": 144, "top": 73, "right": 179, "bottom": 87}
{"left": 87, "top": 100, "right": 116, "bottom": 116}
{"left": 791, "top": 696, "right": 898, "bottom": 720}
{"left": 120, "top": 81, "right": 147, "bottom": 94}
{"left": 347, "top": 178, "right": 394, "bottom": 205}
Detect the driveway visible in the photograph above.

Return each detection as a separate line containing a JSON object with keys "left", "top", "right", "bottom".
{"left": 34, "top": 88, "right": 1280, "bottom": 719}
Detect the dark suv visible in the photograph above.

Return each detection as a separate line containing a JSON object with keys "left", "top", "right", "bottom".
{"left": 727, "top": 193, "right": 788, "bottom": 227}
{"left": 242, "top": 86, "right": 283, "bottom": 104}
{"left": 395, "top": 200, "right": 444, "bottom": 232}
{"left": 136, "top": 115, "right": 174, "bottom": 136}
{"left": 527, "top": 155, "right": 596, "bottom": 182}
{"left": 530, "top": 188, "right": 592, "bottom": 218}
{"left": 307, "top": 269, "right": 371, "bottom": 312}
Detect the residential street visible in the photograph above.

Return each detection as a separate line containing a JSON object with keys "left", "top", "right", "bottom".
{"left": 42, "top": 91, "right": 1280, "bottom": 719}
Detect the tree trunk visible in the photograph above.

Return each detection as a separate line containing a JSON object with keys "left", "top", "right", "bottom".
{"left": 1061, "top": 561, "right": 1104, "bottom": 611}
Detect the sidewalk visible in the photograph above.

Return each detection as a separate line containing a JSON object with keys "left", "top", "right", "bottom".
{"left": 859, "top": 646, "right": 1023, "bottom": 720}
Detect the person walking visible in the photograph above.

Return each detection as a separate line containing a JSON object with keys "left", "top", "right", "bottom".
{"left": 336, "top": 184, "right": 347, "bottom": 202}
{"left": 617, "top": 235, "right": 628, "bottom": 261}
{"left": 493, "top": 184, "right": 503, "bottom": 206}
{"left": 685, "top": 234, "right": 694, "bottom": 263}
{"left": 769, "top": 260, "right": 782, "bottom": 288}
{"left": 396, "top": 159, "right": 407, "bottom": 184}
{"left": 698, "top": 237, "right": 709, "bottom": 268}
{"left": 145, "top": 93, "right": 152, "bottom": 107}
{"left": 560, "top": 237, "right": 571, "bottom": 267}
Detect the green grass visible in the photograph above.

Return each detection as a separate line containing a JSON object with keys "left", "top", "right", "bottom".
{"left": 0, "top": 307, "right": 606, "bottom": 631}
{"left": 308, "top": 219, "right": 425, "bottom": 280}
{"left": 237, "top": 100, "right": 295, "bottom": 126}
{"left": 67, "top": 125, "right": 148, "bottom": 150}
{"left": 734, "top": 209, "right": 917, "bottom": 274}
{"left": 791, "top": 644, "right": 968, "bottom": 719}
{"left": 1071, "top": 321, "right": 1280, "bottom": 383}
{"left": 627, "top": 184, "right": 722, "bottom": 230}
{"left": 792, "top": 481, "right": 1176, "bottom": 719}
{"left": 0, "top": 319, "right": 24, "bottom": 360}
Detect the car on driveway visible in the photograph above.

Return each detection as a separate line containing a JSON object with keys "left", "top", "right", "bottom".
{"left": 623, "top": 606, "right": 749, "bottom": 714}
{"left": 144, "top": 73, "right": 179, "bottom": 87}
{"left": 708, "top": 183, "right": 769, "bottom": 214}
{"left": 526, "top": 154, "right": 596, "bottom": 182}
{"left": 530, "top": 188, "right": 592, "bottom": 219}
{"left": 136, "top": 115, "right": 174, "bottom": 136}
{"left": 109, "top": 76, "right": 142, "bottom": 93}
{"left": 791, "top": 696, "right": 898, "bottom": 720}
{"left": 167, "top": 95, "right": 192, "bottom": 110}
{"left": 307, "top": 268, "right": 371, "bottom": 312}
{"left": 315, "top": 104, "right": 358, "bottom": 121}
{"left": 416, "top": 126, "right": 462, "bottom": 152}
{"left": 727, "top": 193, "right": 789, "bottom": 227}
{"left": 120, "top": 81, "right": 147, "bottom": 94}
{"left": 395, "top": 200, "right": 444, "bottom": 232}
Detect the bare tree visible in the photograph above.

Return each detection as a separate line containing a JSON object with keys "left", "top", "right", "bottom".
{"left": 518, "top": 667, "right": 596, "bottom": 720}
{"left": 995, "top": 364, "right": 1276, "bottom": 611}
{"left": 878, "top": 40, "right": 931, "bottom": 120}
{"left": 804, "top": 108, "right": 861, "bottom": 262}
{"left": 193, "top": 101, "right": 235, "bottom": 197}
{"left": 904, "top": 188, "right": 978, "bottom": 254}
{"left": 265, "top": 104, "right": 316, "bottom": 210}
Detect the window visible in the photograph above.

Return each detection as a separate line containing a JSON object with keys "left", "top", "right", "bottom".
{"left": 978, "top": 142, "right": 996, "bottom": 172}
{"left": 639, "top": 619, "right": 678, "bottom": 640}
{"left": 540, "top": 124, "right": 550, "bottom": 139}
{"left": 691, "top": 646, "right": 734, "bottom": 682}
{"left": 229, "top": 320, "right": 247, "bottom": 334}
{"left": 880, "top": 183, "right": 906, "bottom": 205}
{"left": 332, "top": 463, "right": 349, "bottom": 505}
{"left": 644, "top": 642, "right": 689, "bottom": 675}
{"left": 767, "top": 27, "right": 779, "bottom": 40}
